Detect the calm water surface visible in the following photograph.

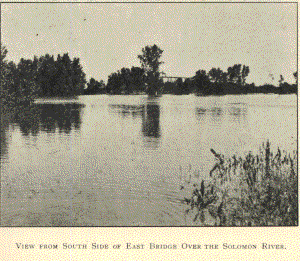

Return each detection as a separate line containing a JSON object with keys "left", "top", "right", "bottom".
{"left": 0, "top": 94, "right": 297, "bottom": 226}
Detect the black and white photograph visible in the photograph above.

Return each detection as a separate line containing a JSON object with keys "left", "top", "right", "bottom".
{"left": 0, "top": 2, "right": 298, "bottom": 229}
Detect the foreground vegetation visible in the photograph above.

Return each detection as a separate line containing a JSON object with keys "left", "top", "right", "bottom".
{"left": 182, "top": 141, "right": 298, "bottom": 226}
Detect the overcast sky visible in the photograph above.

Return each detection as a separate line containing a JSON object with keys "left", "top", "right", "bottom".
{"left": 1, "top": 3, "right": 297, "bottom": 85}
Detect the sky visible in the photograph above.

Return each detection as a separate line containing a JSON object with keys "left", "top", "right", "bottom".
{"left": 1, "top": 3, "right": 297, "bottom": 86}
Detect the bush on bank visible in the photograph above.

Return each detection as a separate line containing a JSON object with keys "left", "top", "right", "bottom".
{"left": 183, "top": 141, "right": 298, "bottom": 226}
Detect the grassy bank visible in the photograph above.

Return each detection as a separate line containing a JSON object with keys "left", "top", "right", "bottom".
{"left": 183, "top": 141, "right": 298, "bottom": 226}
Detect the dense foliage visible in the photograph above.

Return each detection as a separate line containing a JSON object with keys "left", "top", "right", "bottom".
{"left": 84, "top": 78, "right": 105, "bottom": 95}
{"left": 182, "top": 142, "right": 298, "bottom": 226}
{"left": 1, "top": 44, "right": 86, "bottom": 108}
{"left": 104, "top": 47, "right": 297, "bottom": 95}
{"left": 106, "top": 66, "right": 145, "bottom": 95}
{"left": 36, "top": 53, "right": 86, "bottom": 97}
{"left": 1, "top": 45, "right": 37, "bottom": 107}
{"left": 137, "top": 44, "right": 164, "bottom": 95}
{"left": 1, "top": 43, "right": 297, "bottom": 100}
{"left": 161, "top": 66, "right": 297, "bottom": 96}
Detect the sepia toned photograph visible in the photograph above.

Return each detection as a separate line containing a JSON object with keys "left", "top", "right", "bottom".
{"left": 0, "top": 2, "right": 298, "bottom": 227}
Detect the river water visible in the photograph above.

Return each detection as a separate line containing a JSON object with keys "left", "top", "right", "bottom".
{"left": 0, "top": 94, "right": 297, "bottom": 226}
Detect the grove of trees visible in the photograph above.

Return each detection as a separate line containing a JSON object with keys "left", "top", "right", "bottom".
{"left": 84, "top": 78, "right": 105, "bottom": 95}
{"left": 1, "top": 43, "right": 297, "bottom": 106}
{"left": 103, "top": 44, "right": 297, "bottom": 96}
{"left": 106, "top": 66, "right": 145, "bottom": 95}
{"left": 105, "top": 44, "right": 165, "bottom": 95}
{"left": 1, "top": 44, "right": 87, "bottom": 107}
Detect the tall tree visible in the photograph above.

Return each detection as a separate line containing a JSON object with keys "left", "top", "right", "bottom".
{"left": 85, "top": 78, "right": 105, "bottom": 94}
{"left": 227, "top": 64, "right": 249, "bottom": 85}
{"left": 130, "top": 66, "right": 145, "bottom": 93}
{"left": 227, "top": 64, "right": 241, "bottom": 84}
{"left": 208, "top": 67, "right": 225, "bottom": 83}
{"left": 293, "top": 71, "right": 297, "bottom": 85}
{"left": 35, "top": 53, "right": 86, "bottom": 97}
{"left": 16, "top": 58, "right": 39, "bottom": 98}
{"left": 193, "top": 70, "right": 210, "bottom": 94}
{"left": 0, "top": 45, "right": 12, "bottom": 104}
{"left": 70, "top": 57, "right": 86, "bottom": 95}
{"left": 120, "top": 67, "right": 132, "bottom": 94}
{"left": 182, "top": 78, "right": 193, "bottom": 94}
{"left": 241, "top": 65, "right": 250, "bottom": 85}
{"left": 138, "top": 44, "right": 164, "bottom": 95}
{"left": 106, "top": 72, "right": 122, "bottom": 94}
{"left": 36, "top": 54, "right": 56, "bottom": 96}
{"left": 174, "top": 77, "right": 184, "bottom": 95}
{"left": 279, "top": 74, "right": 284, "bottom": 87}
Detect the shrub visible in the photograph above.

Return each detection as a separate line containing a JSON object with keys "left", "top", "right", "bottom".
{"left": 183, "top": 141, "right": 298, "bottom": 226}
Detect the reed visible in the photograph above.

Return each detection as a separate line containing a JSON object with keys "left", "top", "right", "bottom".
{"left": 183, "top": 141, "right": 298, "bottom": 226}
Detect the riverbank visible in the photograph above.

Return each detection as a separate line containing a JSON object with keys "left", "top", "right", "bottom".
{"left": 183, "top": 141, "right": 298, "bottom": 226}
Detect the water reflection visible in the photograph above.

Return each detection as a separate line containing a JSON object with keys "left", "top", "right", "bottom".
{"left": 40, "top": 104, "right": 82, "bottom": 134}
{"left": 142, "top": 102, "right": 161, "bottom": 149}
{"left": 108, "top": 99, "right": 161, "bottom": 149}
{"left": 196, "top": 108, "right": 207, "bottom": 115}
{"left": 109, "top": 104, "right": 145, "bottom": 119}
{"left": 211, "top": 107, "right": 222, "bottom": 116}
{"left": 12, "top": 103, "right": 84, "bottom": 136}
{"left": 195, "top": 107, "right": 223, "bottom": 121}
{"left": 0, "top": 114, "right": 9, "bottom": 160}
{"left": 195, "top": 105, "right": 247, "bottom": 121}
{"left": 228, "top": 106, "right": 247, "bottom": 116}
{"left": 142, "top": 104, "right": 160, "bottom": 138}
{"left": 0, "top": 94, "right": 297, "bottom": 226}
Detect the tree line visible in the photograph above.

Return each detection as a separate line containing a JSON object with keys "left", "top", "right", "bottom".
{"left": 1, "top": 44, "right": 86, "bottom": 107}
{"left": 1, "top": 43, "right": 297, "bottom": 107}
{"left": 102, "top": 45, "right": 297, "bottom": 95}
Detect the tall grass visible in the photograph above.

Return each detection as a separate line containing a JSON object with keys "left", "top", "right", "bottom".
{"left": 183, "top": 141, "right": 298, "bottom": 226}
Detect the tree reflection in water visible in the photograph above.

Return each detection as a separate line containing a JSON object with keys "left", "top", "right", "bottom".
{"left": 142, "top": 101, "right": 161, "bottom": 149}
{"left": 11, "top": 103, "right": 84, "bottom": 136}
{"left": 195, "top": 105, "right": 247, "bottom": 121}
{"left": 109, "top": 104, "right": 145, "bottom": 119}
{"left": 108, "top": 99, "right": 162, "bottom": 149}
{"left": 0, "top": 113, "right": 10, "bottom": 160}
